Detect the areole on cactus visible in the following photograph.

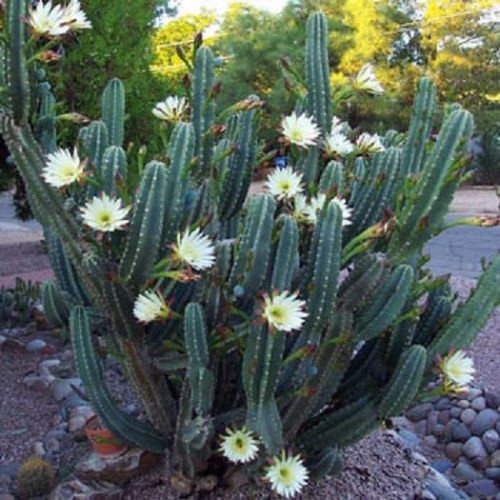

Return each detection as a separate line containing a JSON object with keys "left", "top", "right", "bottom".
{"left": 1, "top": 1, "right": 499, "bottom": 497}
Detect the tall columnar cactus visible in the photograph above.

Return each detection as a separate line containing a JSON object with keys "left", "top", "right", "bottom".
{"left": 1, "top": 3, "right": 499, "bottom": 495}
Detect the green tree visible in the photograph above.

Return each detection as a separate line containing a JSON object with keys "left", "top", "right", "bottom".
{"left": 52, "top": 0, "right": 166, "bottom": 150}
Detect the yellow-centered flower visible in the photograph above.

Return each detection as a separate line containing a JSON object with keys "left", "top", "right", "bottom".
{"left": 42, "top": 148, "right": 85, "bottom": 188}
{"left": 266, "top": 167, "right": 304, "bottom": 201}
{"left": 80, "top": 194, "right": 130, "bottom": 232}
{"left": 262, "top": 291, "right": 307, "bottom": 333}
{"left": 133, "top": 290, "right": 171, "bottom": 323}
{"left": 173, "top": 228, "right": 215, "bottom": 271}
{"left": 62, "top": 0, "right": 92, "bottom": 31}
{"left": 281, "top": 112, "right": 320, "bottom": 148}
{"left": 440, "top": 350, "right": 475, "bottom": 393}
{"left": 219, "top": 428, "right": 259, "bottom": 464}
{"left": 356, "top": 132, "right": 385, "bottom": 154}
{"left": 265, "top": 451, "right": 309, "bottom": 498}
{"left": 152, "top": 96, "right": 188, "bottom": 122}
{"left": 28, "top": 1, "right": 69, "bottom": 37}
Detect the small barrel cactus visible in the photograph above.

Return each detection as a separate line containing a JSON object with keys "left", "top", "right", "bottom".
{"left": 15, "top": 456, "right": 55, "bottom": 499}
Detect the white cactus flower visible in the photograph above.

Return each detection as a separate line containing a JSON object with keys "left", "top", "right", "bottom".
{"left": 152, "top": 96, "right": 188, "bottom": 122}
{"left": 323, "top": 131, "right": 354, "bottom": 157}
{"left": 173, "top": 228, "right": 215, "bottom": 271}
{"left": 133, "top": 290, "right": 171, "bottom": 323}
{"left": 42, "top": 148, "right": 85, "bottom": 188}
{"left": 354, "top": 63, "right": 384, "bottom": 95}
{"left": 330, "top": 116, "right": 350, "bottom": 136}
{"left": 262, "top": 291, "right": 307, "bottom": 333}
{"left": 356, "top": 132, "right": 385, "bottom": 154}
{"left": 265, "top": 452, "right": 309, "bottom": 498}
{"left": 292, "top": 194, "right": 310, "bottom": 223}
{"left": 62, "top": 0, "right": 92, "bottom": 31}
{"left": 303, "top": 193, "right": 326, "bottom": 224}
{"left": 80, "top": 194, "right": 130, "bottom": 232}
{"left": 219, "top": 428, "right": 259, "bottom": 464}
{"left": 266, "top": 167, "right": 304, "bottom": 201}
{"left": 331, "top": 197, "right": 353, "bottom": 226}
{"left": 440, "top": 350, "right": 475, "bottom": 393}
{"left": 28, "top": 1, "right": 69, "bottom": 37}
{"left": 281, "top": 112, "right": 320, "bottom": 148}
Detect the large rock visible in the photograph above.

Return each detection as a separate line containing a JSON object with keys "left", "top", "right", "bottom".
{"left": 75, "top": 448, "right": 162, "bottom": 485}
{"left": 470, "top": 409, "right": 499, "bottom": 436}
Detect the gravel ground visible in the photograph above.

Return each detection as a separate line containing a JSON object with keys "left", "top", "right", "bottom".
{"left": 0, "top": 345, "right": 57, "bottom": 465}
{"left": 124, "top": 431, "right": 424, "bottom": 499}
{"left": 450, "top": 276, "right": 500, "bottom": 393}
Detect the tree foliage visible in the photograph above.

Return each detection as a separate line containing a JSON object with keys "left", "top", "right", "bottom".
{"left": 52, "top": 0, "right": 166, "bottom": 149}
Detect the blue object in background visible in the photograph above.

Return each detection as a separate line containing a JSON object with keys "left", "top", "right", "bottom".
{"left": 274, "top": 156, "right": 289, "bottom": 170}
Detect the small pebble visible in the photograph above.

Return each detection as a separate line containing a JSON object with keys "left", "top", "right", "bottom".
{"left": 450, "top": 407, "right": 462, "bottom": 418}
{"left": 44, "top": 437, "right": 60, "bottom": 454}
{"left": 432, "top": 424, "right": 444, "bottom": 438}
{"left": 415, "top": 420, "right": 427, "bottom": 436}
{"left": 68, "top": 415, "right": 87, "bottom": 432}
{"left": 460, "top": 408, "right": 476, "bottom": 425}
{"left": 435, "top": 397, "right": 451, "bottom": 411}
{"left": 471, "top": 409, "right": 500, "bottom": 436}
{"left": 424, "top": 435, "right": 438, "bottom": 447}
{"left": 33, "top": 441, "right": 45, "bottom": 456}
{"left": 485, "top": 392, "right": 500, "bottom": 409}
{"left": 426, "top": 479, "right": 464, "bottom": 500}
{"left": 398, "top": 429, "right": 420, "bottom": 449}
{"left": 463, "top": 479, "right": 499, "bottom": 498}
{"left": 22, "top": 374, "right": 52, "bottom": 391}
{"left": 426, "top": 410, "right": 439, "bottom": 435}
{"left": 438, "top": 410, "right": 451, "bottom": 425}
{"left": 470, "top": 455, "right": 489, "bottom": 470}
{"left": 452, "top": 461, "right": 483, "bottom": 481}
{"left": 445, "top": 442, "right": 463, "bottom": 461}
{"left": 471, "top": 396, "right": 486, "bottom": 411}
{"left": 463, "top": 436, "right": 487, "bottom": 459}
{"left": 482, "top": 429, "right": 500, "bottom": 453}
{"left": 457, "top": 400, "right": 470, "bottom": 409}
{"left": 466, "top": 388, "right": 483, "bottom": 400}
{"left": 51, "top": 377, "right": 83, "bottom": 402}
{"left": 430, "top": 459, "right": 453, "bottom": 473}
{"left": 407, "top": 403, "right": 433, "bottom": 422}
{"left": 452, "top": 423, "right": 471, "bottom": 442}
{"left": 26, "top": 339, "right": 47, "bottom": 353}
{"left": 485, "top": 467, "right": 500, "bottom": 480}
{"left": 491, "top": 449, "right": 500, "bottom": 467}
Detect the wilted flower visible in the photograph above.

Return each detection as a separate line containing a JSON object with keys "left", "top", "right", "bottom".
{"left": 219, "top": 428, "right": 259, "bottom": 464}
{"left": 42, "top": 148, "right": 84, "bottom": 188}
{"left": 28, "top": 1, "right": 69, "bottom": 37}
{"left": 262, "top": 291, "right": 307, "bottom": 333}
{"left": 331, "top": 197, "right": 353, "bottom": 226}
{"left": 281, "top": 112, "right": 320, "bottom": 148}
{"left": 356, "top": 132, "right": 385, "bottom": 154}
{"left": 152, "top": 96, "right": 188, "bottom": 122}
{"left": 133, "top": 290, "right": 171, "bottom": 323}
{"left": 80, "top": 194, "right": 130, "bottom": 232}
{"left": 62, "top": 0, "right": 92, "bottom": 31}
{"left": 440, "top": 350, "right": 475, "bottom": 393}
{"left": 266, "top": 167, "right": 303, "bottom": 201}
{"left": 265, "top": 451, "right": 309, "bottom": 498}
{"left": 323, "top": 131, "right": 354, "bottom": 157}
{"left": 354, "top": 63, "right": 384, "bottom": 95}
{"left": 172, "top": 228, "right": 215, "bottom": 271}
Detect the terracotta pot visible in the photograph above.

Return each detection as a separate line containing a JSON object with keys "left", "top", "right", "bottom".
{"left": 84, "top": 416, "right": 128, "bottom": 457}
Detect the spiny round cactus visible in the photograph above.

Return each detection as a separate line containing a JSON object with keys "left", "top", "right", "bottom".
{"left": 16, "top": 456, "right": 55, "bottom": 499}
